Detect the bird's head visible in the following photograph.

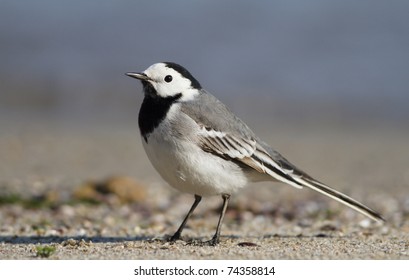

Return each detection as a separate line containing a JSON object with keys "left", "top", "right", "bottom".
{"left": 126, "top": 62, "right": 202, "bottom": 101}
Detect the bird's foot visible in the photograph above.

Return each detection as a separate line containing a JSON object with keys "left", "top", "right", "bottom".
{"left": 167, "top": 232, "right": 182, "bottom": 243}
{"left": 186, "top": 236, "right": 220, "bottom": 246}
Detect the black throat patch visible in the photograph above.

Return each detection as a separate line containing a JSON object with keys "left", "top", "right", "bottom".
{"left": 138, "top": 82, "right": 182, "bottom": 142}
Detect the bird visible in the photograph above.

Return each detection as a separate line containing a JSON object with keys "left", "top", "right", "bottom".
{"left": 126, "top": 62, "right": 384, "bottom": 245}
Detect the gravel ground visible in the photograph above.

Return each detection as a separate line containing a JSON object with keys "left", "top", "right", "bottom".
{"left": 0, "top": 116, "right": 408, "bottom": 259}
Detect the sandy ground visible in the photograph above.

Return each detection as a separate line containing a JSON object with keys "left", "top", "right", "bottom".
{"left": 0, "top": 115, "right": 408, "bottom": 259}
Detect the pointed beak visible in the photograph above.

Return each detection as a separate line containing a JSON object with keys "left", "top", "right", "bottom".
{"left": 125, "top": 72, "right": 150, "bottom": 81}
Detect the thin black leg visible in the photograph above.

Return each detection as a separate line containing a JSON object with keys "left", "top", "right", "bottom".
{"left": 207, "top": 194, "right": 230, "bottom": 246}
{"left": 169, "top": 194, "right": 202, "bottom": 242}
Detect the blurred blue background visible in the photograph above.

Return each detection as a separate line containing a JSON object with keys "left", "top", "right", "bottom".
{"left": 1, "top": 0, "right": 408, "bottom": 125}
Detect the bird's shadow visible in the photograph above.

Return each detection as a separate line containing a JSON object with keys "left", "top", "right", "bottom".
{"left": 0, "top": 235, "right": 154, "bottom": 245}
{"left": 0, "top": 233, "right": 337, "bottom": 245}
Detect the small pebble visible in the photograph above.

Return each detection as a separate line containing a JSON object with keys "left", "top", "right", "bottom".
{"left": 359, "top": 219, "right": 371, "bottom": 229}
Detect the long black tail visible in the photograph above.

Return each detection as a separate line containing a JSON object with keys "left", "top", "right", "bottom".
{"left": 296, "top": 176, "right": 385, "bottom": 222}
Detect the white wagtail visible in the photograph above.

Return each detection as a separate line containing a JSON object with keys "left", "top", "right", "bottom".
{"left": 126, "top": 62, "right": 384, "bottom": 245}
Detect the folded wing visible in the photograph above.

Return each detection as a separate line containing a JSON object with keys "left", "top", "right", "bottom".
{"left": 197, "top": 126, "right": 385, "bottom": 223}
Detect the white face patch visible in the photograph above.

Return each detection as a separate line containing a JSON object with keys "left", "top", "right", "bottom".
{"left": 143, "top": 63, "right": 199, "bottom": 101}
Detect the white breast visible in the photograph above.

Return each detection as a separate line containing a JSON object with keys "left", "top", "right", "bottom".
{"left": 142, "top": 105, "right": 248, "bottom": 196}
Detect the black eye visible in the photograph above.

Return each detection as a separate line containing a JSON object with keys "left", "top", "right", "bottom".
{"left": 164, "top": 75, "right": 173, "bottom": 83}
